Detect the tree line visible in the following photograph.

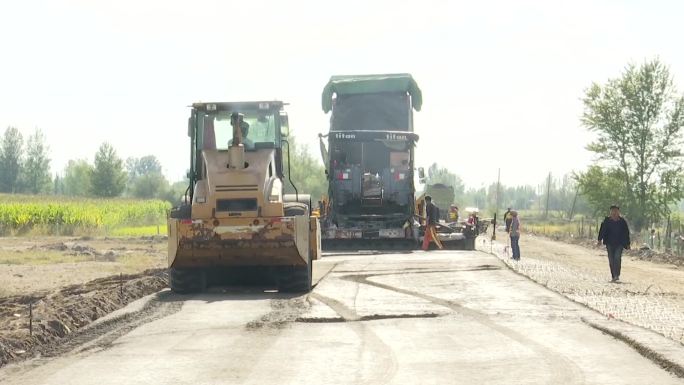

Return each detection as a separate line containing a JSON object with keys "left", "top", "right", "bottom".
{"left": 423, "top": 164, "right": 592, "bottom": 219}
{"left": 4, "top": 59, "right": 681, "bottom": 231}
{"left": 0, "top": 128, "right": 325, "bottom": 205}
{"left": 0, "top": 127, "right": 52, "bottom": 194}
{"left": 426, "top": 58, "right": 684, "bottom": 232}
{"left": 0, "top": 127, "right": 185, "bottom": 202}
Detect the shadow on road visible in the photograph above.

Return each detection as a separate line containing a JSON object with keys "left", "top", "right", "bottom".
{"left": 158, "top": 287, "right": 305, "bottom": 304}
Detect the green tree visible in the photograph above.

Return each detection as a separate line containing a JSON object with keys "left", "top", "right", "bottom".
{"left": 131, "top": 173, "right": 168, "bottom": 199}
{"left": 577, "top": 59, "right": 684, "bottom": 230}
{"left": 551, "top": 174, "right": 586, "bottom": 219}
{"left": 0, "top": 126, "right": 24, "bottom": 193}
{"left": 159, "top": 180, "right": 190, "bottom": 205}
{"left": 425, "top": 163, "right": 465, "bottom": 202}
{"left": 462, "top": 186, "right": 487, "bottom": 210}
{"left": 90, "top": 143, "right": 127, "bottom": 197}
{"left": 462, "top": 182, "right": 539, "bottom": 215}
{"left": 63, "top": 159, "right": 94, "bottom": 196}
{"left": 126, "top": 155, "right": 163, "bottom": 178}
{"left": 21, "top": 129, "right": 52, "bottom": 194}
{"left": 576, "top": 166, "right": 628, "bottom": 216}
{"left": 486, "top": 182, "right": 499, "bottom": 213}
{"left": 53, "top": 174, "right": 64, "bottom": 195}
{"left": 283, "top": 136, "right": 327, "bottom": 201}
{"left": 125, "top": 155, "right": 169, "bottom": 199}
{"left": 502, "top": 185, "right": 537, "bottom": 211}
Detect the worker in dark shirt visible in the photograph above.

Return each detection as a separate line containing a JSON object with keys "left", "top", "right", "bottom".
{"left": 421, "top": 196, "right": 443, "bottom": 251}
{"left": 597, "top": 205, "right": 631, "bottom": 283}
{"left": 504, "top": 208, "right": 513, "bottom": 233}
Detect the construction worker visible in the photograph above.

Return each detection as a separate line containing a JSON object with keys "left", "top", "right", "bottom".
{"left": 467, "top": 212, "right": 480, "bottom": 232}
{"left": 448, "top": 204, "right": 459, "bottom": 222}
{"left": 504, "top": 207, "right": 513, "bottom": 233}
{"left": 422, "top": 196, "right": 443, "bottom": 251}
{"left": 228, "top": 121, "right": 254, "bottom": 149}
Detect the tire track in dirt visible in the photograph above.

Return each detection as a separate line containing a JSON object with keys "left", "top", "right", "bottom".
{"left": 310, "top": 293, "right": 399, "bottom": 385}
{"left": 0, "top": 270, "right": 169, "bottom": 367}
{"left": 0, "top": 291, "right": 183, "bottom": 380}
{"left": 339, "top": 272, "right": 587, "bottom": 385}
{"left": 312, "top": 253, "right": 399, "bottom": 384}
{"left": 29, "top": 291, "right": 183, "bottom": 361}
{"left": 65, "top": 291, "right": 184, "bottom": 356}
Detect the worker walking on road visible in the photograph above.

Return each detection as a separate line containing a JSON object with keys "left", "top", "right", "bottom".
{"left": 597, "top": 205, "right": 631, "bottom": 283}
{"left": 422, "top": 196, "right": 443, "bottom": 251}
{"left": 509, "top": 211, "right": 521, "bottom": 260}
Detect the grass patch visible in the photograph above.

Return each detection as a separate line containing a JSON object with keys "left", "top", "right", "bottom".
{"left": 526, "top": 222, "right": 579, "bottom": 235}
{"left": 525, "top": 220, "right": 603, "bottom": 241}
{"left": 117, "top": 253, "right": 166, "bottom": 271}
{"left": 0, "top": 245, "right": 166, "bottom": 268}
{"left": 109, "top": 225, "right": 166, "bottom": 237}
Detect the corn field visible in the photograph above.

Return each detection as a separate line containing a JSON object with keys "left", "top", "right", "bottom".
{"left": 0, "top": 194, "right": 171, "bottom": 236}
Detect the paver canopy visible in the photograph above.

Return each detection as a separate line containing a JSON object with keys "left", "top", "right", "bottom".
{"left": 321, "top": 73, "right": 423, "bottom": 113}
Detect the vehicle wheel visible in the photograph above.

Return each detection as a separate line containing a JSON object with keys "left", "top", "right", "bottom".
{"left": 283, "top": 202, "right": 309, "bottom": 217}
{"left": 464, "top": 238, "right": 476, "bottom": 251}
{"left": 169, "top": 267, "right": 206, "bottom": 294}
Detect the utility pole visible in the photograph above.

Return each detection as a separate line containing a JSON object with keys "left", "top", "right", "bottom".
{"left": 544, "top": 172, "right": 551, "bottom": 219}
{"left": 492, "top": 168, "right": 500, "bottom": 241}
{"left": 568, "top": 185, "right": 580, "bottom": 221}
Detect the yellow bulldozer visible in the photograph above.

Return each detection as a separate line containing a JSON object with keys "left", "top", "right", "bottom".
{"left": 167, "top": 101, "right": 321, "bottom": 293}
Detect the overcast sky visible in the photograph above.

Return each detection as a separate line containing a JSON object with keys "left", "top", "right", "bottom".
{"left": 1, "top": 0, "right": 682, "bottom": 189}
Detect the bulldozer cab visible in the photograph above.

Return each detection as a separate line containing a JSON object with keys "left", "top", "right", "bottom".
{"left": 188, "top": 102, "right": 287, "bottom": 195}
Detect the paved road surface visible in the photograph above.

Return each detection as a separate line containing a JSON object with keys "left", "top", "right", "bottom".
{"left": 1, "top": 250, "right": 682, "bottom": 384}
{"left": 485, "top": 233, "right": 684, "bottom": 345}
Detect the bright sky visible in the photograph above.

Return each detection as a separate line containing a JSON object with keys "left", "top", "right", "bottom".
{"left": 1, "top": 0, "right": 682, "bottom": 189}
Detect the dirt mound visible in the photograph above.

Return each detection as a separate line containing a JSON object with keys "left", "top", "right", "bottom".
{"left": 40, "top": 241, "right": 99, "bottom": 255}
{"left": 629, "top": 248, "right": 684, "bottom": 266}
{"left": 0, "top": 269, "right": 168, "bottom": 367}
{"left": 37, "top": 241, "right": 122, "bottom": 261}
{"left": 43, "top": 242, "right": 69, "bottom": 251}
